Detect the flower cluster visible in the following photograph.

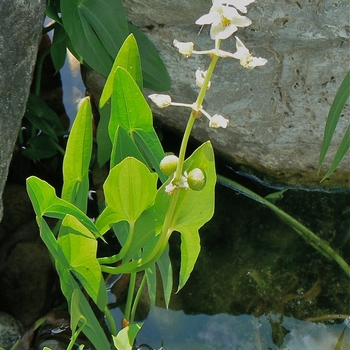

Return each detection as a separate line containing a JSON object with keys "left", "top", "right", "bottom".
{"left": 148, "top": 94, "right": 229, "bottom": 129}
{"left": 173, "top": 0, "right": 267, "bottom": 69}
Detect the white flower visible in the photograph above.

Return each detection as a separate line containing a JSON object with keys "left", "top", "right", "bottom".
{"left": 213, "top": 0, "right": 255, "bottom": 14}
{"left": 209, "top": 114, "right": 229, "bottom": 128}
{"left": 196, "top": 2, "right": 252, "bottom": 40}
{"left": 148, "top": 94, "right": 172, "bottom": 108}
{"left": 232, "top": 37, "right": 267, "bottom": 69}
{"left": 173, "top": 39, "right": 194, "bottom": 57}
{"left": 195, "top": 68, "right": 211, "bottom": 89}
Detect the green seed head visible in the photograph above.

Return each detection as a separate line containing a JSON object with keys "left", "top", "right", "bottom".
{"left": 187, "top": 168, "right": 206, "bottom": 191}
{"left": 160, "top": 155, "right": 179, "bottom": 176}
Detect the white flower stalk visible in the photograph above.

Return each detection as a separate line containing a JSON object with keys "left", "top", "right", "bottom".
{"left": 209, "top": 114, "right": 229, "bottom": 128}
{"left": 173, "top": 39, "right": 194, "bottom": 57}
{"left": 213, "top": 0, "right": 255, "bottom": 14}
{"left": 148, "top": 94, "right": 172, "bottom": 108}
{"left": 232, "top": 37, "right": 267, "bottom": 69}
{"left": 196, "top": 2, "right": 252, "bottom": 40}
{"left": 195, "top": 68, "right": 211, "bottom": 89}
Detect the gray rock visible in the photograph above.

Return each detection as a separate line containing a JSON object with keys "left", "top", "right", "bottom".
{"left": 0, "top": 0, "right": 46, "bottom": 223}
{"left": 0, "top": 311, "right": 22, "bottom": 350}
{"left": 121, "top": 0, "right": 350, "bottom": 187}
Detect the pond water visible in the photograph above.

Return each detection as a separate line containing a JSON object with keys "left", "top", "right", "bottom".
{"left": 56, "top": 49, "right": 350, "bottom": 350}
{"left": 106, "top": 175, "right": 350, "bottom": 350}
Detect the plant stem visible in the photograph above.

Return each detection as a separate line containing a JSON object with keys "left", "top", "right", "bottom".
{"left": 35, "top": 46, "right": 51, "bottom": 97}
{"left": 130, "top": 273, "right": 147, "bottom": 324}
{"left": 104, "top": 306, "right": 117, "bottom": 336}
{"left": 217, "top": 175, "right": 350, "bottom": 278}
{"left": 124, "top": 272, "right": 137, "bottom": 322}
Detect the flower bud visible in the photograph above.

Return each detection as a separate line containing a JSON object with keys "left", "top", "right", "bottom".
{"left": 160, "top": 155, "right": 179, "bottom": 176}
{"left": 187, "top": 168, "right": 206, "bottom": 191}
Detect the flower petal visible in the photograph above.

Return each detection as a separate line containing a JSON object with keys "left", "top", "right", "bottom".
{"left": 209, "top": 114, "right": 229, "bottom": 128}
{"left": 148, "top": 94, "right": 172, "bottom": 108}
{"left": 173, "top": 39, "right": 194, "bottom": 57}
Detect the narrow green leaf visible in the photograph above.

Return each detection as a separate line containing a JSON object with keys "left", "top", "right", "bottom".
{"left": 61, "top": 0, "right": 129, "bottom": 78}
{"left": 70, "top": 289, "right": 86, "bottom": 333}
{"left": 319, "top": 70, "right": 350, "bottom": 170}
{"left": 157, "top": 245, "right": 173, "bottom": 308}
{"left": 36, "top": 217, "right": 69, "bottom": 268}
{"left": 321, "top": 125, "right": 350, "bottom": 182}
{"left": 62, "top": 97, "right": 93, "bottom": 211}
{"left": 26, "top": 176, "right": 104, "bottom": 240}
{"left": 128, "top": 23, "right": 171, "bottom": 91}
{"left": 100, "top": 34, "right": 143, "bottom": 108}
{"left": 51, "top": 24, "right": 69, "bottom": 73}
{"left": 56, "top": 268, "right": 111, "bottom": 349}
{"left": 59, "top": 215, "right": 107, "bottom": 310}
{"left": 145, "top": 264, "right": 157, "bottom": 309}
{"left": 96, "top": 100, "right": 113, "bottom": 168}
{"left": 110, "top": 126, "right": 147, "bottom": 169}
{"left": 113, "top": 323, "right": 143, "bottom": 350}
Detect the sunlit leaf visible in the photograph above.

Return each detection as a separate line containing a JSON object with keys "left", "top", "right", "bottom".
{"left": 96, "top": 157, "right": 158, "bottom": 233}
{"left": 59, "top": 215, "right": 107, "bottom": 309}
{"left": 113, "top": 323, "right": 143, "bottom": 350}
{"left": 62, "top": 97, "right": 93, "bottom": 211}
{"left": 26, "top": 176, "right": 103, "bottom": 240}
{"left": 100, "top": 34, "right": 143, "bottom": 107}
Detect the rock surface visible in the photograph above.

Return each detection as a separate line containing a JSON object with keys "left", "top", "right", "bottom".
{"left": 119, "top": 0, "right": 349, "bottom": 187}
{"left": 0, "top": 312, "right": 22, "bottom": 350}
{"left": 0, "top": 0, "right": 46, "bottom": 222}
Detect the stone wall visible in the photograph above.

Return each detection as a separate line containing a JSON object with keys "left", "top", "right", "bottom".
{"left": 123, "top": 0, "right": 350, "bottom": 187}
{"left": 0, "top": 0, "right": 46, "bottom": 222}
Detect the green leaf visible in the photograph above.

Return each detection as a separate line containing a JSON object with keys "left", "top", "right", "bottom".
{"left": 96, "top": 157, "right": 158, "bottom": 233}
{"left": 319, "top": 70, "right": 350, "bottom": 172}
{"left": 265, "top": 188, "right": 288, "bottom": 204}
{"left": 113, "top": 323, "right": 143, "bottom": 350}
{"left": 56, "top": 269, "right": 110, "bottom": 349}
{"left": 96, "top": 100, "right": 113, "bottom": 168}
{"left": 26, "top": 94, "right": 64, "bottom": 131}
{"left": 51, "top": 24, "right": 69, "bottom": 73}
{"left": 22, "top": 135, "right": 59, "bottom": 160}
{"left": 36, "top": 217, "right": 69, "bottom": 268}
{"left": 109, "top": 67, "right": 165, "bottom": 175}
{"left": 70, "top": 289, "right": 87, "bottom": 333}
{"left": 100, "top": 34, "right": 143, "bottom": 108}
{"left": 26, "top": 176, "right": 104, "bottom": 240}
{"left": 61, "top": 0, "right": 129, "bottom": 78}
{"left": 145, "top": 264, "right": 157, "bottom": 309}
{"left": 110, "top": 126, "right": 147, "bottom": 169}
{"left": 46, "top": 0, "right": 62, "bottom": 24}
{"left": 321, "top": 125, "right": 350, "bottom": 182}
{"left": 59, "top": 215, "right": 107, "bottom": 310}
{"left": 62, "top": 97, "right": 93, "bottom": 212}
{"left": 128, "top": 23, "right": 171, "bottom": 91}
{"left": 157, "top": 245, "right": 173, "bottom": 308}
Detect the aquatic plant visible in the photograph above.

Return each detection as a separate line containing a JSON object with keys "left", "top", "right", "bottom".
{"left": 26, "top": 0, "right": 267, "bottom": 348}
{"left": 318, "top": 69, "right": 350, "bottom": 182}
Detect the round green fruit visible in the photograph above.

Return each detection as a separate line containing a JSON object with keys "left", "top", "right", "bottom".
{"left": 160, "top": 155, "right": 179, "bottom": 176}
{"left": 187, "top": 168, "right": 206, "bottom": 191}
